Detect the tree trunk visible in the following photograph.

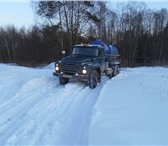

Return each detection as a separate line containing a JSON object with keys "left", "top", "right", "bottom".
{"left": 5, "top": 38, "right": 12, "bottom": 62}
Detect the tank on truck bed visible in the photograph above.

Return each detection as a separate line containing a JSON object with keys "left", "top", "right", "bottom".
{"left": 90, "top": 39, "right": 121, "bottom": 63}
{"left": 53, "top": 39, "right": 121, "bottom": 89}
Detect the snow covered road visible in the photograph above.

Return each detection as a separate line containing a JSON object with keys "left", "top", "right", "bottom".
{"left": 0, "top": 64, "right": 108, "bottom": 145}
{"left": 0, "top": 64, "right": 168, "bottom": 145}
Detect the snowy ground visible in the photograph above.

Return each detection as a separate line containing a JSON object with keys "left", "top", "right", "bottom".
{"left": 0, "top": 63, "right": 168, "bottom": 145}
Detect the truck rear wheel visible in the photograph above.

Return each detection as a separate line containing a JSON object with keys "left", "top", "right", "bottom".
{"left": 109, "top": 70, "right": 114, "bottom": 78}
{"left": 114, "top": 65, "right": 120, "bottom": 76}
{"left": 59, "top": 77, "right": 69, "bottom": 85}
{"left": 89, "top": 70, "right": 98, "bottom": 89}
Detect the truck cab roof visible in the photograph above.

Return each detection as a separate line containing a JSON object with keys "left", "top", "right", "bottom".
{"left": 74, "top": 44, "right": 103, "bottom": 49}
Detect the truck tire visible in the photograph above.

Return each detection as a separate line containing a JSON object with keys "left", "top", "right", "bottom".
{"left": 89, "top": 70, "right": 98, "bottom": 89}
{"left": 109, "top": 70, "right": 114, "bottom": 78}
{"left": 59, "top": 77, "right": 69, "bottom": 85}
{"left": 114, "top": 65, "right": 120, "bottom": 76}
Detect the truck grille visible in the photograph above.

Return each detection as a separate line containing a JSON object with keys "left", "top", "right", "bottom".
{"left": 61, "top": 64, "right": 79, "bottom": 74}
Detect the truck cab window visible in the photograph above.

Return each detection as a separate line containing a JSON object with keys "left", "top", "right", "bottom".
{"left": 72, "top": 47, "right": 99, "bottom": 57}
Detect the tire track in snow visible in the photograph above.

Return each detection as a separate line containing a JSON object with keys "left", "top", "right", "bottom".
{"left": 55, "top": 76, "right": 110, "bottom": 145}
{"left": 1, "top": 80, "right": 85, "bottom": 145}
{"left": 18, "top": 83, "right": 85, "bottom": 145}
{"left": 3, "top": 77, "right": 109, "bottom": 145}
{"left": 0, "top": 76, "right": 59, "bottom": 144}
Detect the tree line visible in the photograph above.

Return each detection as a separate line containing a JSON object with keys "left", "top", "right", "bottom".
{"left": 0, "top": 1, "right": 168, "bottom": 67}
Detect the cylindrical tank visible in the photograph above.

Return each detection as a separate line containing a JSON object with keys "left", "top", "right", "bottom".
{"left": 109, "top": 44, "right": 118, "bottom": 55}
{"left": 90, "top": 39, "right": 119, "bottom": 61}
{"left": 90, "top": 39, "right": 111, "bottom": 55}
{"left": 90, "top": 39, "right": 119, "bottom": 55}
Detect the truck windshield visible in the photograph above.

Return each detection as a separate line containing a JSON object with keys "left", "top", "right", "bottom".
{"left": 72, "top": 47, "right": 98, "bottom": 56}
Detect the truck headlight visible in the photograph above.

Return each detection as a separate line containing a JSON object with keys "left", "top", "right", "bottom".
{"left": 82, "top": 67, "right": 87, "bottom": 74}
{"left": 55, "top": 64, "right": 59, "bottom": 71}
{"left": 55, "top": 66, "right": 59, "bottom": 71}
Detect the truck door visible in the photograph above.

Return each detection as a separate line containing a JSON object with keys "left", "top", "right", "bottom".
{"left": 98, "top": 49, "right": 106, "bottom": 72}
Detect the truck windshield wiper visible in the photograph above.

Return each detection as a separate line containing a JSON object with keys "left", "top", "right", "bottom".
{"left": 78, "top": 54, "right": 97, "bottom": 57}
{"left": 73, "top": 54, "right": 94, "bottom": 57}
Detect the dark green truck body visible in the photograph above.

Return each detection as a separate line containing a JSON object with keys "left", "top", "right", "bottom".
{"left": 53, "top": 44, "right": 120, "bottom": 89}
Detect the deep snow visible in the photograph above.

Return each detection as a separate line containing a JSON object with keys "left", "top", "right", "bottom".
{"left": 0, "top": 63, "right": 168, "bottom": 145}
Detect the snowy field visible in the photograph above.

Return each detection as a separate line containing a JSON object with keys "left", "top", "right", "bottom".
{"left": 0, "top": 63, "right": 168, "bottom": 145}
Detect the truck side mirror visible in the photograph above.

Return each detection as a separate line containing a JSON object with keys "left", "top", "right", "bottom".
{"left": 62, "top": 50, "right": 66, "bottom": 57}
{"left": 62, "top": 50, "right": 66, "bottom": 54}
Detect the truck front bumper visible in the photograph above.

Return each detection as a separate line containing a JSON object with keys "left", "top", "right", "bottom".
{"left": 53, "top": 72, "right": 88, "bottom": 81}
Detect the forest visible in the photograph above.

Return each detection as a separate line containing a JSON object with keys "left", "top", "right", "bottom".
{"left": 0, "top": 1, "right": 168, "bottom": 67}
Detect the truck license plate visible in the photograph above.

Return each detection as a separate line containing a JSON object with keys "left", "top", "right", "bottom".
{"left": 63, "top": 75, "right": 72, "bottom": 78}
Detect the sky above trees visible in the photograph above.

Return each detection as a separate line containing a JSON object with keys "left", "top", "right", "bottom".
{"left": 0, "top": 2, "right": 34, "bottom": 28}
{"left": 0, "top": 1, "right": 168, "bottom": 28}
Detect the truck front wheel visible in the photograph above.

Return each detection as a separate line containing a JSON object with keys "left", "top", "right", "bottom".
{"left": 59, "top": 77, "right": 69, "bottom": 85}
{"left": 88, "top": 70, "right": 98, "bottom": 89}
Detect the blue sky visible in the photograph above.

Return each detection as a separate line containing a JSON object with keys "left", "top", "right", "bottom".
{"left": 0, "top": 1, "right": 168, "bottom": 29}
{"left": 0, "top": 2, "right": 34, "bottom": 28}
{"left": 146, "top": 1, "right": 168, "bottom": 10}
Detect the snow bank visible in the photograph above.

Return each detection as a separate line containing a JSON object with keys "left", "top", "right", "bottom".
{"left": 89, "top": 67, "right": 168, "bottom": 145}
{"left": 42, "top": 62, "right": 55, "bottom": 69}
